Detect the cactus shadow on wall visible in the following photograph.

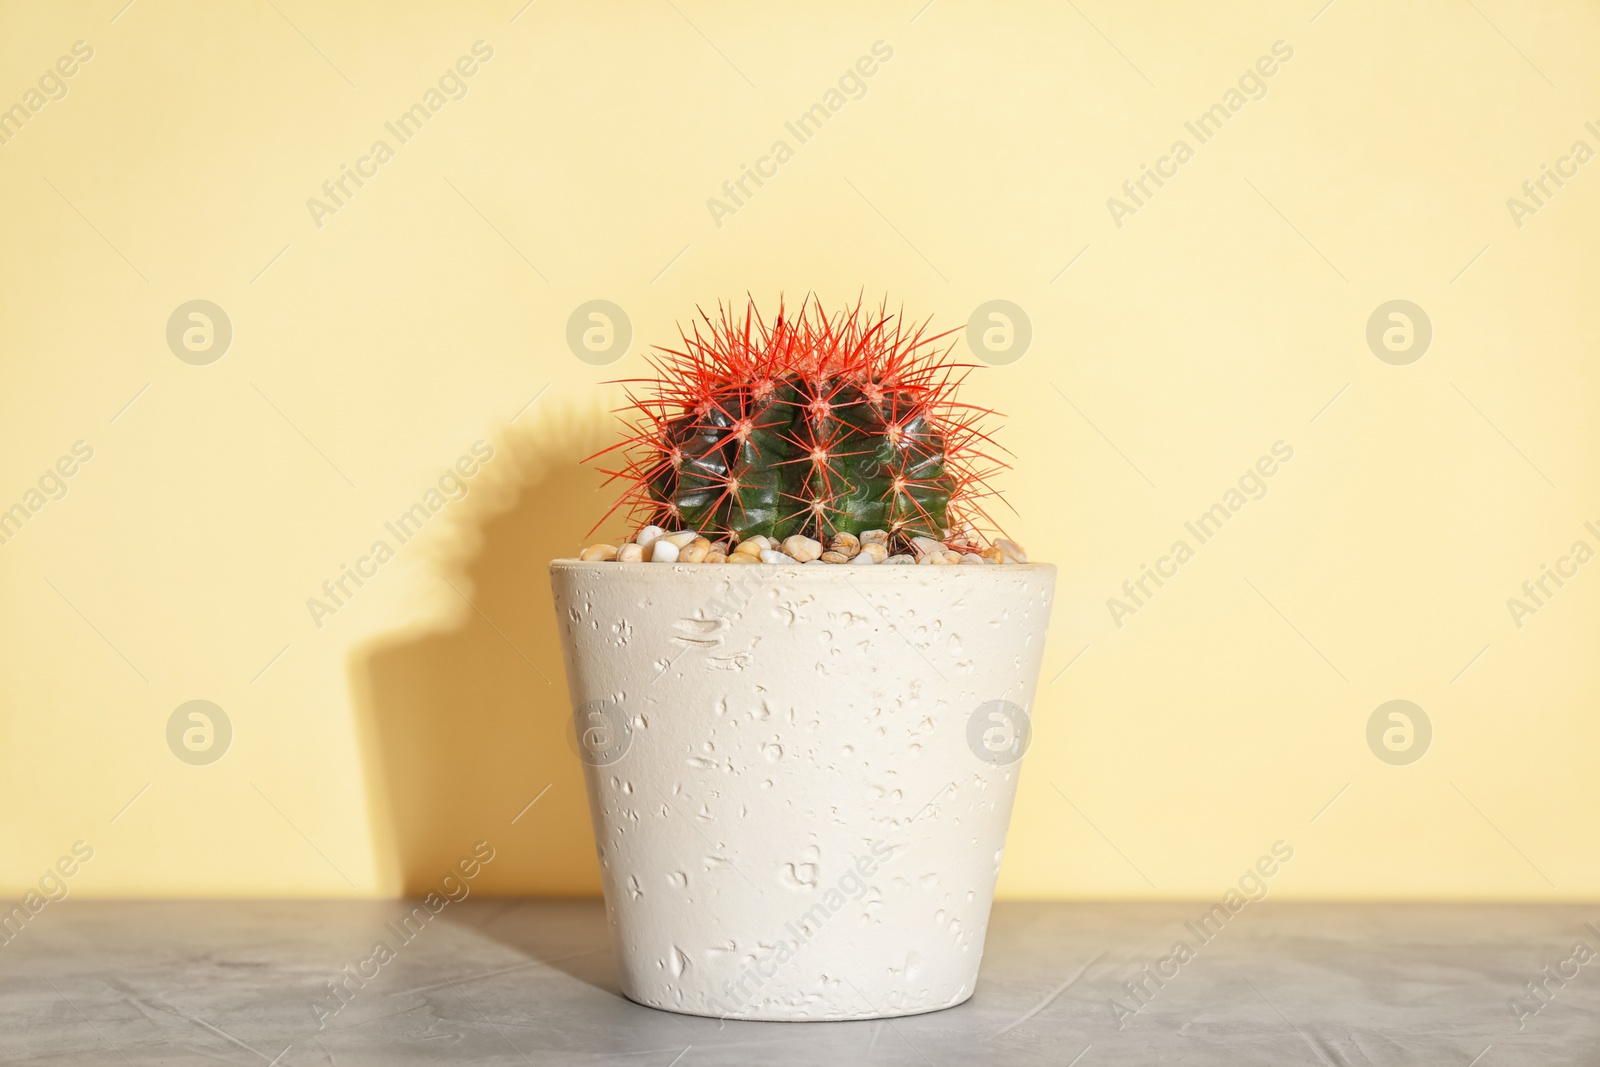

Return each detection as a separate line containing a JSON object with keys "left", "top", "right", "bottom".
{"left": 350, "top": 406, "right": 624, "bottom": 900}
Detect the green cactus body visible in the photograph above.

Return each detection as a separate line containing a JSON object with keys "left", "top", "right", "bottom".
{"left": 661, "top": 374, "right": 954, "bottom": 542}
{"left": 598, "top": 298, "right": 998, "bottom": 551}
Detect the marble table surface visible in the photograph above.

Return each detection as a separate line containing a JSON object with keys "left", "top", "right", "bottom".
{"left": 2, "top": 900, "right": 1596, "bottom": 1065}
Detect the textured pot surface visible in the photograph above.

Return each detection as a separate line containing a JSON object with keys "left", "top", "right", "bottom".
{"left": 550, "top": 560, "right": 1056, "bottom": 1020}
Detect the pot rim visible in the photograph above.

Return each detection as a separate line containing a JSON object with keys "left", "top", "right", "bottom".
{"left": 550, "top": 558, "right": 1055, "bottom": 575}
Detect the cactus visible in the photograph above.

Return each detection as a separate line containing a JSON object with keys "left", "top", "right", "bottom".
{"left": 592, "top": 296, "right": 1004, "bottom": 550}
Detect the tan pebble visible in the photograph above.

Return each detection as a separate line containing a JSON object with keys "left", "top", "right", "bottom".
{"left": 659, "top": 530, "right": 699, "bottom": 548}
{"left": 578, "top": 544, "right": 618, "bottom": 561}
{"left": 917, "top": 554, "right": 936, "bottom": 565}
{"left": 857, "top": 543, "right": 888, "bottom": 563}
{"left": 910, "top": 536, "right": 946, "bottom": 560}
{"left": 679, "top": 537, "right": 711, "bottom": 563}
{"left": 849, "top": 549, "right": 880, "bottom": 565}
{"left": 995, "top": 538, "right": 1027, "bottom": 563}
{"left": 959, "top": 552, "right": 985, "bottom": 565}
{"left": 820, "top": 550, "right": 850, "bottom": 564}
{"left": 980, "top": 546, "right": 1005, "bottom": 564}
{"left": 726, "top": 552, "right": 756, "bottom": 564}
{"left": 882, "top": 554, "right": 915, "bottom": 565}
{"left": 634, "top": 524, "right": 665, "bottom": 547}
{"left": 782, "top": 535, "right": 823, "bottom": 562}
{"left": 829, "top": 532, "right": 862, "bottom": 557}
{"left": 859, "top": 529, "right": 889, "bottom": 547}
{"left": 616, "top": 543, "right": 644, "bottom": 563}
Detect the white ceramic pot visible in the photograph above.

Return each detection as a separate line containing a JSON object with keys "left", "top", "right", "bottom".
{"left": 549, "top": 559, "right": 1055, "bottom": 1020}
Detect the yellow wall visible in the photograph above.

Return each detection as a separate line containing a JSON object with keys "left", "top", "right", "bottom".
{"left": 2, "top": 0, "right": 1596, "bottom": 901}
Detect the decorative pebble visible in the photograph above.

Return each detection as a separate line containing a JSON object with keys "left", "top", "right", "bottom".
{"left": 949, "top": 521, "right": 987, "bottom": 552}
{"left": 782, "top": 535, "right": 823, "bottom": 562}
{"left": 578, "top": 527, "right": 1032, "bottom": 567}
{"left": 995, "top": 538, "right": 1027, "bottom": 563}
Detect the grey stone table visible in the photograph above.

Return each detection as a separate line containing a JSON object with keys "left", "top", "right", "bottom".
{"left": 2, "top": 900, "right": 1596, "bottom": 1065}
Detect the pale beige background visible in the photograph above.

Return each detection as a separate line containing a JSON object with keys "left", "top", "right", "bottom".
{"left": 0, "top": 0, "right": 1595, "bottom": 900}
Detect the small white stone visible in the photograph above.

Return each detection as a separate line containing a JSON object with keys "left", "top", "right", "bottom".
{"left": 959, "top": 552, "right": 985, "bottom": 565}
{"left": 859, "top": 529, "right": 889, "bottom": 547}
{"left": 849, "top": 549, "right": 880, "bottom": 564}
{"left": 882, "top": 554, "right": 915, "bottom": 565}
{"left": 910, "top": 536, "right": 946, "bottom": 560}
{"left": 634, "top": 524, "right": 666, "bottom": 547}
{"left": 759, "top": 549, "right": 791, "bottom": 564}
{"left": 857, "top": 543, "right": 888, "bottom": 563}
{"left": 648, "top": 539, "right": 680, "bottom": 563}
{"left": 659, "top": 530, "right": 699, "bottom": 548}
{"left": 995, "top": 538, "right": 1028, "bottom": 563}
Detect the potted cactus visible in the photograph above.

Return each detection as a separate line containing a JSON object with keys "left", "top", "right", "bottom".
{"left": 550, "top": 297, "right": 1054, "bottom": 1020}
